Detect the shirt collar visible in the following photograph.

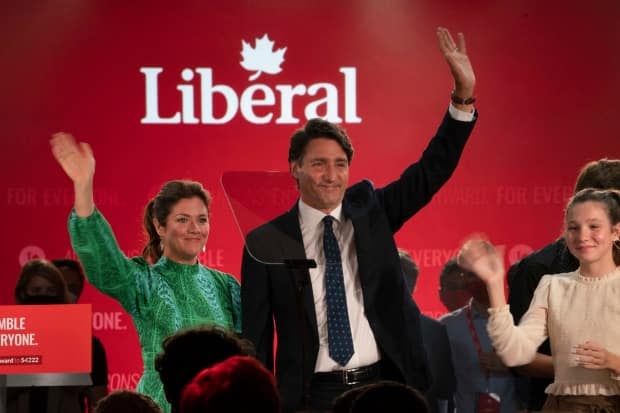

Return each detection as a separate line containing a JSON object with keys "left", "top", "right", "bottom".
{"left": 298, "top": 198, "right": 344, "bottom": 228}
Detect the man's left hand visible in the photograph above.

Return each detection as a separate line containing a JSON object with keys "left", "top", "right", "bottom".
{"left": 437, "top": 27, "right": 476, "bottom": 108}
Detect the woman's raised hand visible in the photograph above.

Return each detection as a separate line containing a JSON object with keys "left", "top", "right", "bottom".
{"left": 457, "top": 237, "right": 505, "bottom": 286}
{"left": 50, "top": 132, "right": 96, "bottom": 216}
{"left": 50, "top": 132, "right": 95, "bottom": 186}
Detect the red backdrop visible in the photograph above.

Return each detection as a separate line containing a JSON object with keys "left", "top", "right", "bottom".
{"left": 2, "top": 0, "right": 619, "bottom": 390}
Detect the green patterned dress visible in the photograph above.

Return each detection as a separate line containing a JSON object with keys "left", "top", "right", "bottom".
{"left": 68, "top": 209, "right": 241, "bottom": 413}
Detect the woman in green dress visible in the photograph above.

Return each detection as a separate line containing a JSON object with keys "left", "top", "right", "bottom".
{"left": 50, "top": 133, "right": 241, "bottom": 413}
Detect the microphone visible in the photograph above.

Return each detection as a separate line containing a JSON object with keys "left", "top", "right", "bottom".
{"left": 283, "top": 259, "right": 317, "bottom": 269}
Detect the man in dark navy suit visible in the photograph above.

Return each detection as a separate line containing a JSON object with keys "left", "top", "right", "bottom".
{"left": 242, "top": 27, "right": 478, "bottom": 412}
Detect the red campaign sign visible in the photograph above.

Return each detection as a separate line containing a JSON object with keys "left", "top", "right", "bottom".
{"left": 0, "top": 304, "right": 91, "bottom": 374}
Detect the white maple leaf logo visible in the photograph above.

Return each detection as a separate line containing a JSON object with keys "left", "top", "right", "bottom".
{"left": 240, "top": 34, "right": 287, "bottom": 81}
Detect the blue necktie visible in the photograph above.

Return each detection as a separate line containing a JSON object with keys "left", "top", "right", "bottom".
{"left": 323, "top": 216, "right": 354, "bottom": 366}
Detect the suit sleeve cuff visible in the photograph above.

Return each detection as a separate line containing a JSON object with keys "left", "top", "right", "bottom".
{"left": 448, "top": 103, "right": 475, "bottom": 122}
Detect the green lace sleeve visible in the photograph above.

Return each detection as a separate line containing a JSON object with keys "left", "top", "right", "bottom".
{"left": 68, "top": 208, "right": 152, "bottom": 315}
{"left": 228, "top": 275, "right": 242, "bottom": 333}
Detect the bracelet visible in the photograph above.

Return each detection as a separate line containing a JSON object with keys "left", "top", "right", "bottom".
{"left": 451, "top": 89, "right": 476, "bottom": 105}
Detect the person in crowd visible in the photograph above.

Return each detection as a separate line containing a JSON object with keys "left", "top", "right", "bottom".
{"left": 348, "top": 381, "right": 430, "bottom": 413}
{"left": 330, "top": 384, "right": 371, "bottom": 413}
{"left": 154, "top": 325, "right": 254, "bottom": 413}
{"left": 242, "top": 27, "right": 477, "bottom": 411}
{"left": 180, "top": 355, "right": 280, "bottom": 413}
{"left": 439, "top": 261, "right": 519, "bottom": 413}
{"left": 51, "top": 258, "right": 86, "bottom": 304}
{"left": 330, "top": 381, "right": 430, "bottom": 413}
{"left": 507, "top": 158, "right": 620, "bottom": 411}
{"left": 14, "top": 258, "right": 70, "bottom": 305}
{"left": 52, "top": 258, "right": 109, "bottom": 412}
{"left": 439, "top": 258, "right": 473, "bottom": 312}
{"left": 9, "top": 259, "right": 79, "bottom": 413}
{"left": 93, "top": 390, "right": 162, "bottom": 413}
{"left": 458, "top": 188, "right": 620, "bottom": 412}
{"left": 50, "top": 133, "right": 241, "bottom": 413}
{"left": 399, "top": 249, "right": 456, "bottom": 413}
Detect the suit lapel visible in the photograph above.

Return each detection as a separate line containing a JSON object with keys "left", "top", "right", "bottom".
{"left": 344, "top": 199, "right": 372, "bottom": 287}
{"left": 278, "top": 205, "right": 319, "bottom": 337}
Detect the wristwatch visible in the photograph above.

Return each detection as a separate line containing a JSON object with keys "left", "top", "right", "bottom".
{"left": 450, "top": 89, "right": 476, "bottom": 105}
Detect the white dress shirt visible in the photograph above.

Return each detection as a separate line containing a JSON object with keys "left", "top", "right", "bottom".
{"left": 298, "top": 199, "right": 381, "bottom": 372}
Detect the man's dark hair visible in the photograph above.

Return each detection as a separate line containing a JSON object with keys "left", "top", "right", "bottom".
{"left": 180, "top": 356, "right": 280, "bottom": 413}
{"left": 574, "top": 158, "right": 620, "bottom": 193}
{"left": 94, "top": 390, "right": 162, "bottom": 413}
{"left": 288, "top": 118, "right": 354, "bottom": 164}
{"left": 331, "top": 384, "right": 374, "bottom": 413}
{"left": 349, "top": 381, "right": 430, "bottom": 413}
{"left": 154, "top": 325, "right": 255, "bottom": 413}
{"left": 439, "top": 258, "right": 463, "bottom": 289}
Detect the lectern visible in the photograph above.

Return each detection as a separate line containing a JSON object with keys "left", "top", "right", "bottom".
{"left": 0, "top": 304, "right": 92, "bottom": 413}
